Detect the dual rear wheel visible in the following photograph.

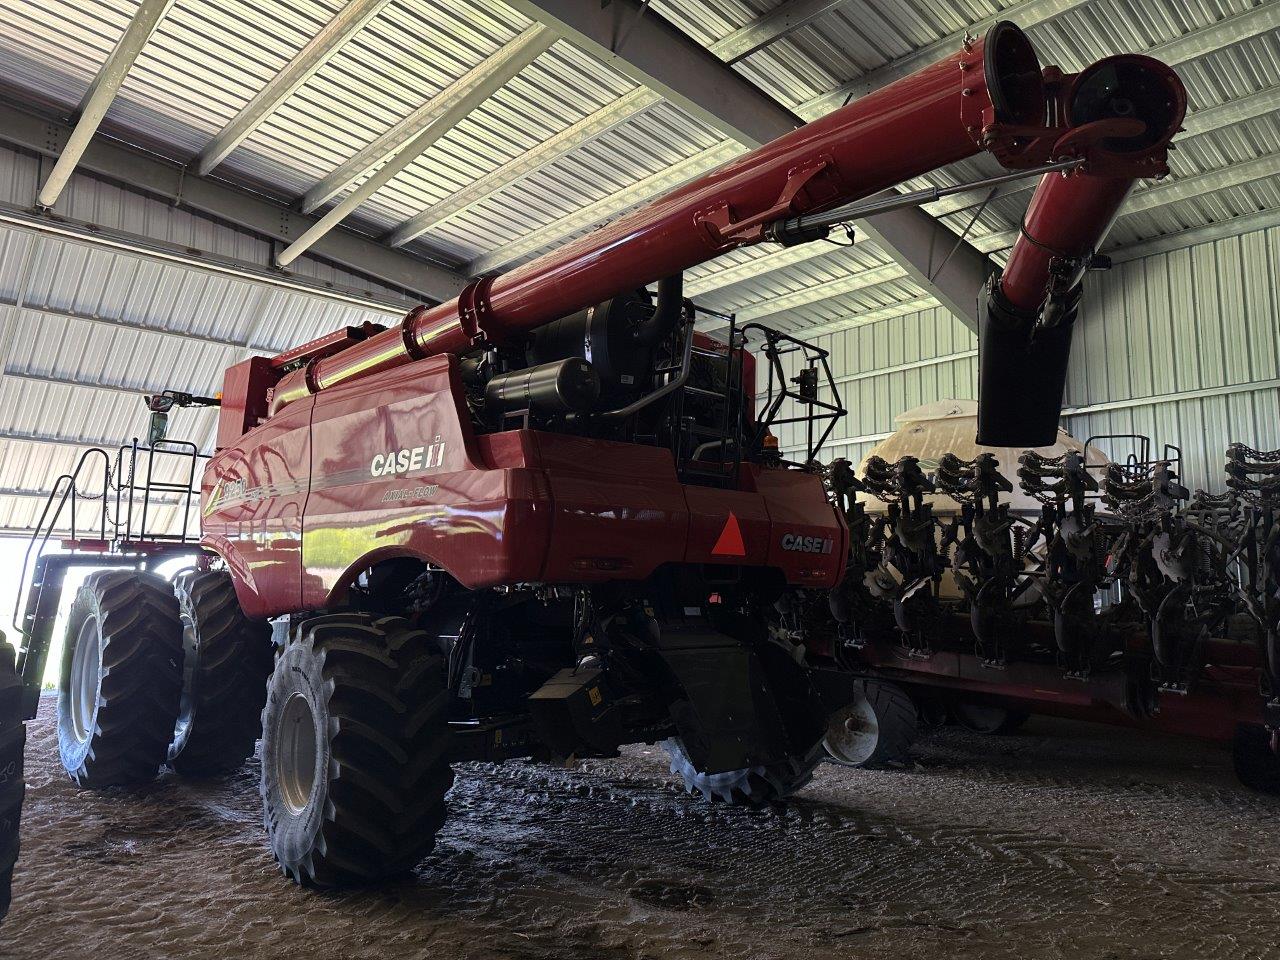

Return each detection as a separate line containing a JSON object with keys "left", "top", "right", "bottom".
{"left": 57, "top": 568, "right": 272, "bottom": 785}
{"left": 57, "top": 575, "right": 456, "bottom": 888}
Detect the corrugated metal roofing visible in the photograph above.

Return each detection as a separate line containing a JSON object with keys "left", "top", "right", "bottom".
{"left": 0, "top": 0, "right": 1275, "bottom": 535}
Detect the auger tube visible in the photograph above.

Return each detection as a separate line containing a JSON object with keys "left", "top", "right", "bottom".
{"left": 268, "top": 20, "right": 1051, "bottom": 414}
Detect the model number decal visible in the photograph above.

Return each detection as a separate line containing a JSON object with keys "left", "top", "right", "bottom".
{"left": 780, "top": 533, "right": 833, "bottom": 554}
{"left": 370, "top": 437, "right": 446, "bottom": 478}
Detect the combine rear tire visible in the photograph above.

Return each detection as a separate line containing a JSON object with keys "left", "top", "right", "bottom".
{"left": 0, "top": 640, "right": 25, "bottom": 921}
{"left": 260, "top": 614, "right": 453, "bottom": 887}
{"left": 1233, "top": 724, "right": 1280, "bottom": 795}
{"left": 823, "top": 679, "right": 919, "bottom": 768}
{"left": 167, "top": 571, "right": 274, "bottom": 776}
{"left": 951, "top": 702, "right": 1030, "bottom": 735}
{"left": 664, "top": 739, "right": 824, "bottom": 806}
{"left": 57, "top": 571, "right": 183, "bottom": 787}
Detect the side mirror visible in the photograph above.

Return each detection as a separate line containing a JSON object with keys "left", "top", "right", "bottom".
{"left": 148, "top": 410, "right": 169, "bottom": 445}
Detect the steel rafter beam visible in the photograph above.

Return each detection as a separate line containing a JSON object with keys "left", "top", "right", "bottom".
{"left": 1145, "top": 3, "right": 1280, "bottom": 67}
{"left": 1112, "top": 207, "right": 1280, "bottom": 264}
{"left": 301, "top": 24, "right": 556, "bottom": 215}
{"left": 0, "top": 297, "right": 249, "bottom": 354}
{"left": 0, "top": 427, "right": 148, "bottom": 451}
{"left": 798, "top": 295, "right": 939, "bottom": 338}
{"left": 715, "top": 0, "right": 853, "bottom": 64}
{"left": 36, "top": 0, "right": 176, "bottom": 208}
{"left": 1121, "top": 153, "right": 1280, "bottom": 216}
{"left": 276, "top": 26, "right": 554, "bottom": 268}
{"left": 495, "top": 0, "right": 994, "bottom": 329}
{"left": 735, "top": 262, "right": 908, "bottom": 323}
{"left": 0, "top": 104, "right": 465, "bottom": 303}
{"left": 469, "top": 142, "right": 739, "bottom": 274}
{"left": 684, "top": 236, "right": 872, "bottom": 298}
{"left": 195, "top": 0, "right": 393, "bottom": 176}
{"left": 1179, "top": 86, "right": 1280, "bottom": 140}
{"left": 386, "top": 0, "right": 847, "bottom": 249}
{"left": 501, "top": 0, "right": 798, "bottom": 145}
{"left": 2, "top": 367, "right": 219, "bottom": 400}
{"left": 385, "top": 87, "right": 661, "bottom": 248}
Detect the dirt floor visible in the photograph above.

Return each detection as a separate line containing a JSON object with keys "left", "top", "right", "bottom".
{"left": 4, "top": 695, "right": 1279, "bottom": 960}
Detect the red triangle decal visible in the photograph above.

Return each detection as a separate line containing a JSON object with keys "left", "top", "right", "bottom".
{"left": 711, "top": 512, "right": 747, "bottom": 557}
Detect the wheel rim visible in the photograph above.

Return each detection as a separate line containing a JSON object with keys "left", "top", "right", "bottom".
{"left": 171, "top": 607, "right": 200, "bottom": 754}
{"left": 68, "top": 617, "right": 102, "bottom": 744}
{"left": 823, "top": 697, "right": 880, "bottom": 765}
{"left": 275, "top": 692, "right": 318, "bottom": 815}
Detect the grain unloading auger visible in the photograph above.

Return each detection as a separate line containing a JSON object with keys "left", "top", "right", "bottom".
{"left": 8, "top": 21, "right": 1186, "bottom": 895}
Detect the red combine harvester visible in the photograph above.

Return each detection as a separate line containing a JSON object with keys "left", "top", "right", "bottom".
{"left": 7, "top": 22, "right": 1186, "bottom": 894}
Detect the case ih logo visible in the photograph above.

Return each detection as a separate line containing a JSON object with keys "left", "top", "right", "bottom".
{"left": 370, "top": 438, "right": 446, "bottom": 477}
{"left": 780, "top": 533, "right": 834, "bottom": 555}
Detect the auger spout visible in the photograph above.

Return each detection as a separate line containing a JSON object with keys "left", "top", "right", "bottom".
{"left": 976, "top": 54, "right": 1186, "bottom": 446}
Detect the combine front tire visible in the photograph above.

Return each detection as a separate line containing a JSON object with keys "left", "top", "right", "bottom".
{"left": 1233, "top": 724, "right": 1280, "bottom": 795}
{"left": 260, "top": 615, "right": 453, "bottom": 887}
{"left": 664, "top": 739, "right": 824, "bottom": 806}
{"left": 822, "top": 679, "right": 919, "bottom": 768}
{"left": 167, "top": 571, "right": 274, "bottom": 776}
{"left": 57, "top": 571, "right": 183, "bottom": 787}
{"left": 0, "top": 640, "right": 25, "bottom": 920}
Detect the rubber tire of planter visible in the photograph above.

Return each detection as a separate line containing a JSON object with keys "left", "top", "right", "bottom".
{"left": 951, "top": 702, "right": 1031, "bottom": 735}
{"left": 167, "top": 570, "right": 274, "bottom": 776}
{"left": 665, "top": 738, "right": 826, "bottom": 807}
{"left": 1232, "top": 724, "right": 1280, "bottom": 795}
{"left": 57, "top": 570, "right": 184, "bottom": 787}
{"left": 0, "top": 640, "right": 25, "bottom": 921}
{"left": 260, "top": 614, "right": 454, "bottom": 887}
{"left": 822, "top": 679, "right": 920, "bottom": 768}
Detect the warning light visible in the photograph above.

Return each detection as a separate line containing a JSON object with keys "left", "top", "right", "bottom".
{"left": 763, "top": 433, "right": 779, "bottom": 450}
{"left": 712, "top": 512, "right": 747, "bottom": 557}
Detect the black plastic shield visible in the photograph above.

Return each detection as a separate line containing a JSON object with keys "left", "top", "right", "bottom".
{"left": 976, "top": 281, "right": 1076, "bottom": 448}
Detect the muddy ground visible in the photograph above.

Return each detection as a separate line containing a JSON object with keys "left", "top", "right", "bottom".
{"left": 3, "top": 696, "right": 1278, "bottom": 959}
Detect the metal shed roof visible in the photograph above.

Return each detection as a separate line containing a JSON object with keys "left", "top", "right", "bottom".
{"left": 0, "top": 0, "right": 1276, "bottom": 537}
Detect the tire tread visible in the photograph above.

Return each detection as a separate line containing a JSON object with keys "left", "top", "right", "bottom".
{"left": 167, "top": 570, "right": 274, "bottom": 777}
{"left": 58, "top": 571, "right": 183, "bottom": 788}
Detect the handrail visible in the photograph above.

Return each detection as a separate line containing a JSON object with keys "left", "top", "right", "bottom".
{"left": 13, "top": 447, "right": 111, "bottom": 637}
{"left": 14, "top": 438, "right": 209, "bottom": 639}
